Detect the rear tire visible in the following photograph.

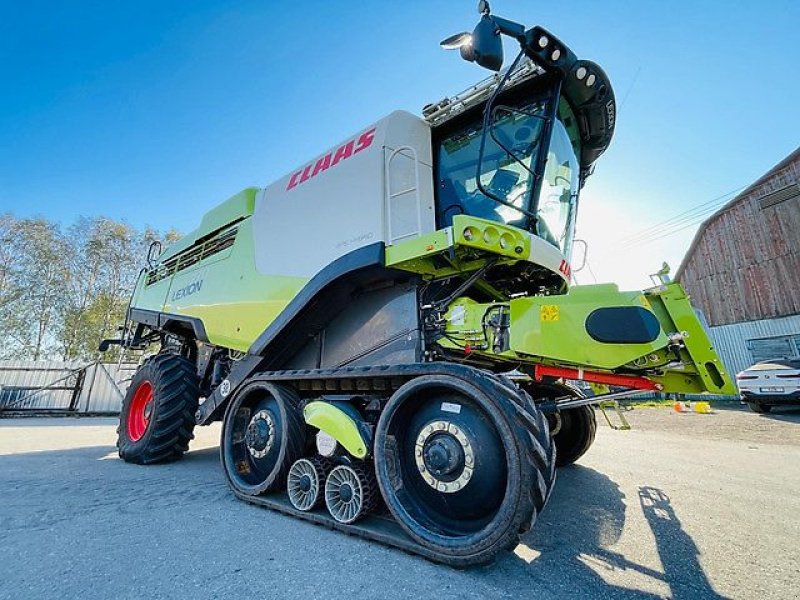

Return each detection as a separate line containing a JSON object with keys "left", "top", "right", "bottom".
{"left": 117, "top": 353, "right": 200, "bottom": 464}
{"left": 748, "top": 401, "right": 772, "bottom": 414}
{"left": 553, "top": 405, "right": 597, "bottom": 467}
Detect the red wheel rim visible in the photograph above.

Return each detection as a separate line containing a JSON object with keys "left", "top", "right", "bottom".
{"left": 127, "top": 381, "right": 153, "bottom": 442}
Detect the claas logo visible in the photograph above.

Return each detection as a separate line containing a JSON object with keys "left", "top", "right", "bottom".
{"left": 286, "top": 127, "right": 377, "bottom": 191}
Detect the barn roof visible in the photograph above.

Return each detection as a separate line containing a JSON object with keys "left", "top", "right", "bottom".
{"left": 675, "top": 146, "right": 800, "bottom": 281}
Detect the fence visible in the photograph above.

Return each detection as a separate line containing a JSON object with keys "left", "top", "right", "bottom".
{"left": 0, "top": 360, "right": 139, "bottom": 415}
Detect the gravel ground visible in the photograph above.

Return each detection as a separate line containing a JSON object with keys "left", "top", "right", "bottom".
{"left": 1, "top": 405, "right": 798, "bottom": 600}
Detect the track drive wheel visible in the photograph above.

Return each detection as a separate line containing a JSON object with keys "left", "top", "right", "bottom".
{"left": 374, "top": 374, "right": 555, "bottom": 566}
{"left": 220, "top": 382, "right": 306, "bottom": 496}
{"left": 117, "top": 353, "right": 199, "bottom": 464}
{"left": 552, "top": 405, "right": 597, "bottom": 467}
{"left": 324, "top": 463, "right": 379, "bottom": 524}
{"left": 287, "top": 457, "right": 333, "bottom": 511}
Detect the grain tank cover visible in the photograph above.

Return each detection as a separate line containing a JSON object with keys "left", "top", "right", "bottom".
{"left": 253, "top": 111, "right": 435, "bottom": 279}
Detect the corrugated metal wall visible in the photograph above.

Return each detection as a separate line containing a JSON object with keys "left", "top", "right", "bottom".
{"left": 677, "top": 149, "right": 800, "bottom": 326}
{"left": 708, "top": 314, "right": 800, "bottom": 376}
{"left": 0, "top": 361, "right": 138, "bottom": 414}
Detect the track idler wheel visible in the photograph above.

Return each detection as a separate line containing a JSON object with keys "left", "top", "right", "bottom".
{"left": 220, "top": 382, "right": 306, "bottom": 496}
{"left": 374, "top": 373, "right": 555, "bottom": 566}
{"left": 287, "top": 457, "right": 332, "bottom": 511}
{"left": 552, "top": 405, "right": 597, "bottom": 467}
{"left": 324, "top": 463, "right": 379, "bottom": 524}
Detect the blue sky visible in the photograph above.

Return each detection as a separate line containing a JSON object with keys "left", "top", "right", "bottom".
{"left": 1, "top": 1, "right": 798, "bottom": 288}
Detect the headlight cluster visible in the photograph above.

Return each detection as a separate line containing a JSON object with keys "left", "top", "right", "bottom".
{"left": 461, "top": 224, "right": 524, "bottom": 255}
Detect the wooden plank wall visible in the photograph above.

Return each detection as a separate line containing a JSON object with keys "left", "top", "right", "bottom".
{"left": 679, "top": 151, "right": 800, "bottom": 326}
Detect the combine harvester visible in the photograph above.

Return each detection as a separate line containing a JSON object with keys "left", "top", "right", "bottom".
{"left": 102, "top": 2, "right": 735, "bottom": 566}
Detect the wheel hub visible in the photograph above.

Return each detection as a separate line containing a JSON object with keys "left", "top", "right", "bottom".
{"left": 245, "top": 410, "right": 275, "bottom": 458}
{"left": 414, "top": 420, "right": 474, "bottom": 493}
{"left": 339, "top": 483, "right": 353, "bottom": 503}
{"left": 422, "top": 434, "right": 464, "bottom": 477}
{"left": 127, "top": 380, "right": 154, "bottom": 442}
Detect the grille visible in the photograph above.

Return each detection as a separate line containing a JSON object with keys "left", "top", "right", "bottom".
{"left": 146, "top": 226, "right": 238, "bottom": 286}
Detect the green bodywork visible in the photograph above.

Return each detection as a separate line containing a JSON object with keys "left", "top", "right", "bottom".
{"left": 303, "top": 401, "right": 369, "bottom": 459}
{"left": 439, "top": 283, "right": 735, "bottom": 395}
{"left": 130, "top": 195, "right": 734, "bottom": 396}
{"left": 131, "top": 189, "right": 308, "bottom": 352}
{"left": 385, "top": 215, "right": 734, "bottom": 395}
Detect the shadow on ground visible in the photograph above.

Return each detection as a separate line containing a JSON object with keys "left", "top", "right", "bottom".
{"left": 0, "top": 438, "right": 726, "bottom": 598}
{"left": 477, "top": 465, "right": 725, "bottom": 598}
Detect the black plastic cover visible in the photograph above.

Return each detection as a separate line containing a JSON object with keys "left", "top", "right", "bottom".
{"left": 585, "top": 306, "right": 661, "bottom": 344}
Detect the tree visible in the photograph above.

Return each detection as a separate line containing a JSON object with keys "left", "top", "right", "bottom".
{"left": 0, "top": 217, "right": 70, "bottom": 359}
{"left": 0, "top": 214, "right": 25, "bottom": 358}
{"left": 0, "top": 213, "right": 180, "bottom": 362}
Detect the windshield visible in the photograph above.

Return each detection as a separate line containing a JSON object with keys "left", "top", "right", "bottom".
{"left": 436, "top": 100, "right": 580, "bottom": 254}
{"left": 436, "top": 99, "right": 547, "bottom": 231}
{"left": 536, "top": 117, "right": 579, "bottom": 254}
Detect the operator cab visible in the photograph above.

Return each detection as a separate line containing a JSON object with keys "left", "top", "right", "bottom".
{"left": 433, "top": 73, "right": 582, "bottom": 258}
{"left": 427, "top": 7, "right": 616, "bottom": 265}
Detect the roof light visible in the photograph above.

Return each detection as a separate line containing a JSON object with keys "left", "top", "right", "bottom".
{"left": 551, "top": 48, "right": 561, "bottom": 61}
{"left": 575, "top": 66, "right": 587, "bottom": 80}
{"left": 538, "top": 35, "right": 549, "bottom": 48}
{"left": 586, "top": 73, "right": 596, "bottom": 86}
{"left": 440, "top": 32, "right": 472, "bottom": 50}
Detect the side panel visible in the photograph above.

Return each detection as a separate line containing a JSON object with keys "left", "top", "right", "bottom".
{"left": 161, "top": 218, "right": 307, "bottom": 351}
{"left": 252, "top": 111, "right": 435, "bottom": 279}
{"left": 508, "top": 285, "right": 669, "bottom": 369}
{"left": 318, "top": 284, "right": 420, "bottom": 368}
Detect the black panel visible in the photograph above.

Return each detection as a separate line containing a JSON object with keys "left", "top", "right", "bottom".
{"left": 319, "top": 284, "right": 420, "bottom": 369}
{"left": 128, "top": 307, "right": 209, "bottom": 342}
{"left": 248, "top": 243, "right": 411, "bottom": 363}
{"left": 585, "top": 306, "right": 661, "bottom": 344}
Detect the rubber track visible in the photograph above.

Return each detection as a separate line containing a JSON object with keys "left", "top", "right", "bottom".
{"left": 221, "top": 362, "right": 556, "bottom": 566}
{"left": 118, "top": 353, "right": 199, "bottom": 464}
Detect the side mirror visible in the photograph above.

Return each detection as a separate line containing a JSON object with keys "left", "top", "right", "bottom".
{"left": 462, "top": 15, "right": 503, "bottom": 71}
{"left": 146, "top": 240, "right": 162, "bottom": 268}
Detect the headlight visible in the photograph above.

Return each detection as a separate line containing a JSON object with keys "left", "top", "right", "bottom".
{"left": 483, "top": 227, "right": 500, "bottom": 245}
{"left": 499, "top": 232, "right": 515, "bottom": 250}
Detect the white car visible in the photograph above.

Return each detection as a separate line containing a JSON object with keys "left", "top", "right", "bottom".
{"left": 736, "top": 358, "right": 800, "bottom": 413}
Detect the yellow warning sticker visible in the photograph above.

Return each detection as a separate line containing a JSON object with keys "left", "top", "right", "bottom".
{"left": 540, "top": 305, "right": 559, "bottom": 322}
